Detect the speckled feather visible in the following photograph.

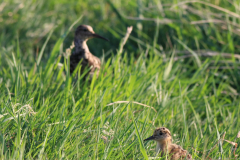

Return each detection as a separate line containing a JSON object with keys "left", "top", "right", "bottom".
{"left": 167, "top": 143, "right": 192, "bottom": 160}
{"left": 144, "top": 127, "right": 192, "bottom": 160}
{"left": 70, "top": 51, "right": 101, "bottom": 77}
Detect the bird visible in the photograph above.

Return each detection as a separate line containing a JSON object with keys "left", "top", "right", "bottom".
{"left": 144, "top": 127, "right": 192, "bottom": 160}
{"left": 69, "top": 25, "right": 108, "bottom": 79}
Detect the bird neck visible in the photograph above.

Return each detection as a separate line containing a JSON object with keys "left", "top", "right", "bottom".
{"left": 73, "top": 38, "right": 90, "bottom": 55}
{"left": 156, "top": 140, "right": 172, "bottom": 155}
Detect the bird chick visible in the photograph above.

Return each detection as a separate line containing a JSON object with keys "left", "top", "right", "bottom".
{"left": 70, "top": 25, "right": 108, "bottom": 79}
{"left": 144, "top": 127, "right": 192, "bottom": 160}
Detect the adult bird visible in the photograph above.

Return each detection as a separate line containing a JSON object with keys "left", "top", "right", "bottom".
{"left": 70, "top": 25, "right": 108, "bottom": 79}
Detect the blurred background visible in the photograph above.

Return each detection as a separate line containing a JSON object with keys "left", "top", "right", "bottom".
{"left": 2, "top": 0, "right": 240, "bottom": 91}
{"left": 2, "top": 0, "right": 240, "bottom": 58}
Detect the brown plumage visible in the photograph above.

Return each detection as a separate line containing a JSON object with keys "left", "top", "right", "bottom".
{"left": 144, "top": 127, "right": 192, "bottom": 160}
{"left": 70, "top": 25, "right": 108, "bottom": 79}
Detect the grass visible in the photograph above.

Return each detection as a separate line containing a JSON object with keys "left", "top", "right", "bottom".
{"left": 1, "top": 0, "right": 240, "bottom": 159}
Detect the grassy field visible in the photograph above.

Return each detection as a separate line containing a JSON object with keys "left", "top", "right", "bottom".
{"left": 1, "top": 0, "right": 240, "bottom": 159}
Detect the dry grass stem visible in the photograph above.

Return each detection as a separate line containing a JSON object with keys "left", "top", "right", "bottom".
{"left": 119, "top": 26, "right": 133, "bottom": 54}
{"left": 106, "top": 101, "right": 157, "bottom": 112}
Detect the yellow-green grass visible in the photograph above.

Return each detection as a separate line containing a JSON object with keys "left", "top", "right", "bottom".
{"left": 0, "top": 0, "right": 240, "bottom": 159}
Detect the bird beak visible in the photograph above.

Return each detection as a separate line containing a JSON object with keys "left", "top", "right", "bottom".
{"left": 144, "top": 136, "right": 155, "bottom": 141}
{"left": 92, "top": 33, "right": 109, "bottom": 41}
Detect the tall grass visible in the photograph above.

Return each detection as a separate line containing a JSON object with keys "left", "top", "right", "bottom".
{"left": 1, "top": 0, "right": 240, "bottom": 159}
